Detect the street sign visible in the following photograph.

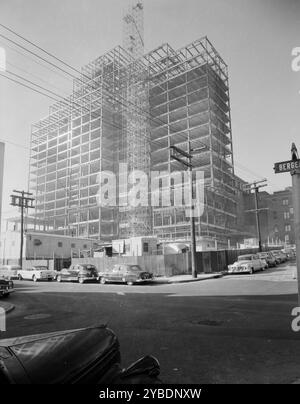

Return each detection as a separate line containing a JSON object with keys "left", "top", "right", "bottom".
{"left": 274, "top": 159, "right": 300, "bottom": 174}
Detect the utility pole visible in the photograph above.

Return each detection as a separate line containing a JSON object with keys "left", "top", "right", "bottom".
{"left": 244, "top": 179, "right": 268, "bottom": 252}
{"left": 290, "top": 143, "right": 300, "bottom": 306}
{"left": 170, "top": 143, "right": 206, "bottom": 278}
{"left": 10, "top": 190, "right": 35, "bottom": 267}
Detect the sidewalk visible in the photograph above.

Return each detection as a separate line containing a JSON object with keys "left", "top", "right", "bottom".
{"left": 0, "top": 301, "right": 15, "bottom": 314}
{"left": 154, "top": 272, "right": 223, "bottom": 284}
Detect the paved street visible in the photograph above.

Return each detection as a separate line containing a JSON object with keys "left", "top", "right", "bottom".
{"left": 2, "top": 262, "right": 300, "bottom": 384}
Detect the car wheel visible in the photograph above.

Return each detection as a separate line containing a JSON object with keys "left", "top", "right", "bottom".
{"left": 2, "top": 293, "right": 9, "bottom": 298}
{"left": 78, "top": 277, "right": 84, "bottom": 284}
{"left": 57, "top": 275, "right": 62, "bottom": 282}
{"left": 250, "top": 268, "right": 254, "bottom": 275}
{"left": 32, "top": 275, "right": 38, "bottom": 282}
{"left": 127, "top": 281, "right": 134, "bottom": 286}
{"left": 18, "top": 274, "right": 22, "bottom": 281}
{"left": 100, "top": 277, "right": 106, "bottom": 285}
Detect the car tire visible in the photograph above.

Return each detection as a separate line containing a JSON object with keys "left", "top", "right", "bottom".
{"left": 57, "top": 275, "right": 62, "bottom": 282}
{"left": 100, "top": 277, "right": 106, "bottom": 285}
{"left": 78, "top": 277, "right": 84, "bottom": 284}
{"left": 18, "top": 274, "right": 22, "bottom": 281}
{"left": 32, "top": 275, "right": 38, "bottom": 282}
{"left": 2, "top": 293, "right": 9, "bottom": 298}
{"left": 250, "top": 268, "right": 254, "bottom": 275}
{"left": 127, "top": 281, "right": 134, "bottom": 286}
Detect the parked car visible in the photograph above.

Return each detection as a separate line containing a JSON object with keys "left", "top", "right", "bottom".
{"left": 0, "top": 278, "right": 14, "bottom": 298}
{"left": 257, "top": 252, "right": 277, "bottom": 268}
{"left": 17, "top": 266, "right": 56, "bottom": 282}
{"left": 0, "top": 325, "right": 161, "bottom": 384}
{"left": 0, "top": 265, "right": 21, "bottom": 280}
{"left": 100, "top": 264, "right": 153, "bottom": 285}
{"left": 270, "top": 250, "right": 287, "bottom": 264}
{"left": 282, "top": 248, "right": 296, "bottom": 259}
{"left": 228, "top": 254, "right": 265, "bottom": 274}
{"left": 57, "top": 264, "right": 99, "bottom": 284}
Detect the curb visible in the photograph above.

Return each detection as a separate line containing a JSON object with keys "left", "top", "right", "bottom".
{"left": 0, "top": 302, "right": 15, "bottom": 314}
{"left": 154, "top": 273, "right": 223, "bottom": 284}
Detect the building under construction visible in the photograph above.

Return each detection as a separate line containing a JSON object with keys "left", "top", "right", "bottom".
{"left": 29, "top": 1, "right": 241, "bottom": 247}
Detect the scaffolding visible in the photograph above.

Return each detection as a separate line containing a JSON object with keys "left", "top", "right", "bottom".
{"left": 29, "top": 32, "right": 239, "bottom": 246}
{"left": 143, "top": 37, "right": 237, "bottom": 247}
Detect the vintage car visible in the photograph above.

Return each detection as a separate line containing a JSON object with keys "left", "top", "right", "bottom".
{"left": 17, "top": 266, "right": 56, "bottom": 282}
{"left": 0, "top": 265, "right": 21, "bottom": 280}
{"left": 228, "top": 254, "right": 266, "bottom": 274}
{"left": 270, "top": 250, "right": 287, "bottom": 264}
{"left": 257, "top": 252, "right": 277, "bottom": 268}
{"left": 0, "top": 278, "right": 14, "bottom": 297}
{"left": 57, "top": 264, "right": 99, "bottom": 284}
{"left": 282, "top": 248, "right": 296, "bottom": 259}
{"left": 0, "top": 325, "right": 161, "bottom": 384}
{"left": 100, "top": 264, "right": 153, "bottom": 285}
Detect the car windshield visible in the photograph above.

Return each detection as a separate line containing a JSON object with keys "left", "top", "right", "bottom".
{"left": 83, "top": 265, "right": 96, "bottom": 271}
{"left": 238, "top": 255, "right": 252, "bottom": 261}
{"left": 33, "top": 266, "right": 48, "bottom": 271}
{"left": 128, "top": 265, "right": 142, "bottom": 272}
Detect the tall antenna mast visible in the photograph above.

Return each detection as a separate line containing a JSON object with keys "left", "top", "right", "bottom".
{"left": 123, "top": 1, "right": 144, "bottom": 59}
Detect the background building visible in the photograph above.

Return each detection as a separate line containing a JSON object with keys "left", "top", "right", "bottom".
{"left": 28, "top": 1, "right": 247, "bottom": 248}
{"left": 0, "top": 217, "right": 97, "bottom": 262}
{"left": 241, "top": 187, "right": 295, "bottom": 247}
{"left": 267, "top": 188, "right": 294, "bottom": 245}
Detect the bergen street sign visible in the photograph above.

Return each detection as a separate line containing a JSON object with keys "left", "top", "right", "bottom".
{"left": 274, "top": 159, "right": 300, "bottom": 174}
{"left": 274, "top": 143, "right": 300, "bottom": 308}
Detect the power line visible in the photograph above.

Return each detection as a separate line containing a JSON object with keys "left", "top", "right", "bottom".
{"left": 0, "top": 23, "right": 268, "bottom": 183}
{"left": 0, "top": 32, "right": 78, "bottom": 80}
{"left": 6, "top": 60, "right": 70, "bottom": 95}
{"left": 0, "top": 22, "right": 82, "bottom": 76}
{"left": 0, "top": 40, "right": 73, "bottom": 83}
{"left": 0, "top": 72, "right": 61, "bottom": 103}
{"left": 5, "top": 69, "right": 69, "bottom": 100}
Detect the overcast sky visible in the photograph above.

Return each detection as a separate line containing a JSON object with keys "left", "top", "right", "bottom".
{"left": 0, "top": 0, "right": 299, "bottom": 220}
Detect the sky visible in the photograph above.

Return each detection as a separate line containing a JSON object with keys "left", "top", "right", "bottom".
{"left": 0, "top": 0, "right": 300, "bottom": 221}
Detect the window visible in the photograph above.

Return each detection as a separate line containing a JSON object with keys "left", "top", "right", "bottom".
{"left": 283, "top": 199, "right": 289, "bottom": 206}
{"left": 285, "top": 225, "right": 291, "bottom": 232}
{"left": 143, "top": 242, "right": 149, "bottom": 253}
{"left": 58, "top": 242, "right": 63, "bottom": 247}
{"left": 71, "top": 243, "right": 76, "bottom": 248}
{"left": 284, "top": 212, "right": 290, "bottom": 220}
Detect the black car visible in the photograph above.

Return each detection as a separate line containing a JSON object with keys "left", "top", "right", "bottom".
{"left": 57, "top": 264, "right": 99, "bottom": 284}
{"left": 0, "top": 325, "right": 160, "bottom": 384}
{"left": 100, "top": 264, "right": 153, "bottom": 286}
{"left": 0, "top": 278, "right": 14, "bottom": 298}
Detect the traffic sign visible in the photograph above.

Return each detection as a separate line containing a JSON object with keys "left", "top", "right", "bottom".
{"left": 274, "top": 159, "right": 300, "bottom": 174}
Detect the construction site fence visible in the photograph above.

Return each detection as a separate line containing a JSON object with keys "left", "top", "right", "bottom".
{"left": 6, "top": 246, "right": 283, "bottom": 276}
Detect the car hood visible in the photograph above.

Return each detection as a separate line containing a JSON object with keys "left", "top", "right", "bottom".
{"left": 0, "top": 325, "right": 120, "bottom": 384}
{"left": 231, "top": 261, "right": 251, "bottom": 266}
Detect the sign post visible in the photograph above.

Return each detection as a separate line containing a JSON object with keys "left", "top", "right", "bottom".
{"left": 291, "top": 169, "right": 300, "bottom": 305}
{"left": 274, "top": 143, "right": 300, "bottom": 305}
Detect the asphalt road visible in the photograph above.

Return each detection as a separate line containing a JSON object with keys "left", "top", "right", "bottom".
{"left": 2, "top": 262, "right": 300, "bottom": 384}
